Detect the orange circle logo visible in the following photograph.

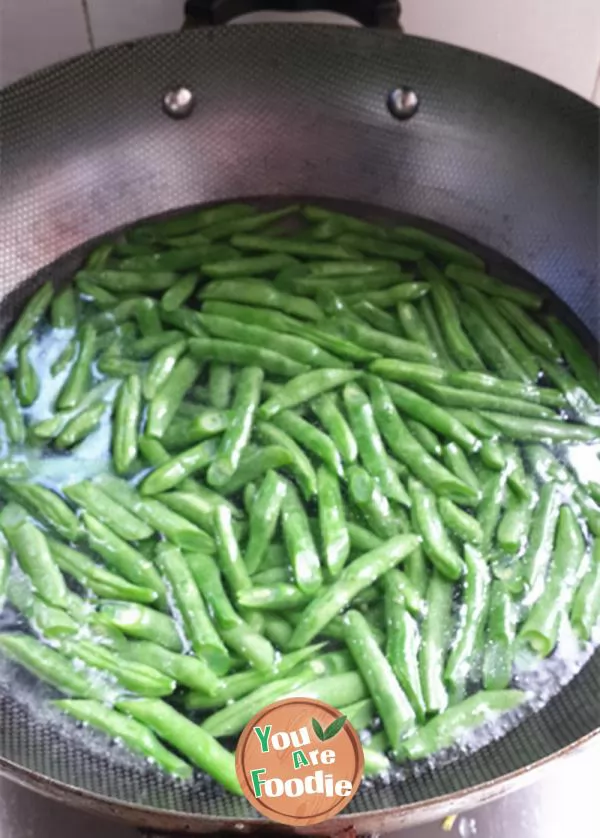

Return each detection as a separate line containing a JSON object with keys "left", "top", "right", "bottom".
{"left": 235, "top": 697, "right": 364, "bottom": 826}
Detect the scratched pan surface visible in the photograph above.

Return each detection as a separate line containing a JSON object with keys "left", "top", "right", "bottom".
{"left": 0, "top": 25, "right": 598, "bottom": 833}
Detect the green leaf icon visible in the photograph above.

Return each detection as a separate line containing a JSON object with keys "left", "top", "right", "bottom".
{"left": 323, "top": 715, "right": 347, "bottom": 741}
{"left": 311, "top": 717, "right": 326, "bottom": 741}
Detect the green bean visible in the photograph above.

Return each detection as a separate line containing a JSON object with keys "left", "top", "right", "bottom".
{"left": 480, "top": 439, "right": 507, "bottom": 471}
{"left": 244, "top": 470, "right": 287, "bottom": 574}
{"left": 259, "top": 369, "right": 361, "bottom": 420}
{"left": 408, "top": 479, "right": 463, "bottom": 581}
{"left": 256, "top": 421, "right": 317, "bottom": 499}
{"left": 230, "top": 233, "right": 359, "bottom": 261}
{"left": 100, "top": 602, "right": 182, "bottom": 652}
{"left": 218, "top": 445, "right": 293, "bottom": 496}
{"left": 544, "top": 316, "right": 600, "bottom": 402}
{"left": 495, "top": 299, "right": 559, "bottom": 361}
{"left": 339, "top": 698, "right": 375, "bottom": 732}
{"left": 141, "top": 438, "right": 219, "bottom": 495}
{"left": 446, "top": 264, "right": 542, "bottom": 309}
{"left": 289, "top": 534, "right": 419, "bottom": 648}
{"left": 117, "top": 699, "right": 242, "bottom": 793}
{"left": 349, "top": 303, "right": 399, "bottom": 338}
{"left": 238, "top": 584, "right": 307, "bottom": 610}
{"left": 146, "top": 356, "right": 201, "bottom": 438}
{"left": 60, "top": 638, "right": 175, "bottom": 697}
{"left": 157, "top": 273, "right": 197, "bottom": 312}
{"left": 125, "top": 332, "right": 181, "bottom": 361}
{"left": 369, "top": 358, "right": 445, "bottom": 387}
{"left": 459, "top": 286, "right": 540, "bottom": 379}
{"left": 302, "top": 205, "right": 388, "bottom": 239}
{"left": 155, "top": 490, "right": 219, "bottom": 534}
{"left": 332, "top": 233, "right": 420, "bottom": 263}
{"left": 121, "top": 245, "right": 237, "bottom": 273}
{"left": 368, "top": 377, "right": 478, "bottom": 504}
{"left": 199, "top": 312, "right": 346, "bottom": 369}
{"left": 119, "top": 641, "right": 222, "bottom": 695}
{"left": 48, "top": 537, "right": 156, "bottom": 604}
{"left": 446, "top": 370, "right": 565, "bottom": 408}
{"left": 363, "top": 743, "right": 392, "bottom": 777}
{"left": 441, "top": 443, "right": 480, "bottom": 496}
{"left": 201, "top": 656, "right": 352, "bottom": 736}
{"left": 384, "top": 380, "right": 479, "bottom": 451}
{"left": 133, "top": 297, "right": 162, "bottom": 338}
{"left": 249, "top": 566, "right": 289, "bottom": 587}
{"left": 0, "top": 634, "right": 107, "bottom": 699}
{"left": 155, "top": 543, "right": 230, "bottom": 674}
{"left": 0, "top": 505, "right": 68, "bottom": 607}
{"left": 445, "top": 408, "right": 498, "bottom": 439}
{"left": 202, "top": 253, "right": 299, "bottom": 279}
{"left": 418, "top": 296, "right": 457, "bottom": 369}
{"left": 570, "top": 539, "right": 600, "bottom": 641}
{"left": 161, "top": 410, "right": 230, "bottom": 450}
{"left": 483, "top": 580, "right": 518, "bottom": 689}
{"left": 214, "top": 505, "right": 252, "bottom": 594}
{"left": 342, "top": 382, "right": 409, "bottom": 504}
{"left": 55, "top": 700, "right": 191, "bottom": 777}
{"left": 189, "top": 337, "right": 307, "bottom": 377}
{"left": 77, "top": 276, "right": 119, "bottom": 308}
{"left": 343, "top": 610, "right": 415, "bottom": 750}
{"left": 0, "top": 376, "right": 25, "bottom": 444}
{"left": 281, "top": 481, "right": 322, "bottom": 595}
{"left": 477, "top": 469, "right": 508, "bottom": 555}
{"left": 348, "top": 466, "right": 398, "bottom": 539}
{"left": 110, "top": 374, "right": 141, "bottom": 474}
{"left": 4, "top": 482, "right": 80, "bottom": 542}
{"left": 346, "top": 521, "right": 383, "bottom": 554}
{"left": 496, "top": 476, "right": 537, "bottom": 555}
{"left": 305, "top": 260, "right": 399, "bottom": 277}
{"left": 393, "top": 228, "right": 484, "bottom": 269}
{"left": 185, "top": 552, "right": 275, "bottom": 672}
{"left": 311, "top": 393, "right": 358, "bottom": 464}
{"left": 401, "top": 690, "right": 526, "bottom": 760}
{"left": 444, "top": 546, "right": 490, "bottom": 693}
{"left": 0, "top": 282, "right": 53, "bottom": 364}
{"left": 458, "top": 300, "right": 535, "bottom": 381}
{"left": 77, "top": 269, "right": 177, "bottom": 294}
{"left": 142, "top": 339, "right": 187, "bottom": 401}
{"left": 82, "top": 513, "right": 167, "bottom": 606}
{"left": 482, "top": 411, "right": 599, "bottom": 442}
{"left": 134, "top": 204, "right": 255, "bottom": 241}
{"left": 96, "top": 354, "right": 145, "bottom": 379}
{"left": 208, "top": 366, "right": 263, "bottom": 488}
{"left": 405, "top": 419, "right": 441, "bottom": 458}
{"left": 439, "top": 498, "right": 483, "bottom": 546}
{"left": 343, "top": 283, "right": 430, "bottom": 309}
{"left": 539, "top": 357, "right": 600, "bottom": 423}
{"left": 50, "top": 338, "right": 77, "bottom": 376}
{"left": 56, "top": 324, "right": 96, "bottom": 410}
{"left": 160, "top": 307, "right": 206, "bottom": 337}
{"left": 419, "top": 571, "right": 454, "bottom": 715}
{"left": 516, "top": 482, "right": 563, "bottom": 604}
{"left": 200, "top": 278, "right": 322, "bottom": 321}
{"left": 14, "top": 340, "right": 39, "bottom": 407}
{"left": 262, "top": 615, "right": 294, "bottom": 650}
{"left": 316, "top": 465, "right": 350, "bottom": 577}
{"left": 420, "top": 382, "right": 553, "bottom": 419}
{"left": 395, "top": 302, "right": 432, "bottom": 348}
{"left": 287, "top": 273, "right": 399, "bottom": 297}
{"left": 334, "top": 317, "right": 436, "bottom": 364}
{"left": 384, "top": 575, "right": 427, "bottom": 721}
{"left": 207, "top": 362, "right": 233, "bottom": 410}
{"left": 501, "top": 443, "right": 529, "bottom": 500}
{"left": 520, "top": 506, "right": 586, "bottom": 656}
{"left": 421, "top": 260, "right": 485, "bottom": 370}
{"left": 186, "top": 645, "right": 324, "bottom": 708}
{"left": 272, "top": 409, "right": 343, "bottom": 477}
{"left": 7, "top": 575, "right": 78, "bottom": 637}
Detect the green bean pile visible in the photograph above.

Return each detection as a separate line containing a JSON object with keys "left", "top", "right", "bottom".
{"left": 0, "top": 202, "right": 599, "bottom": 792}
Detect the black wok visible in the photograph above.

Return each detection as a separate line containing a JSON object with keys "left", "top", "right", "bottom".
{"left": 0, "top": 18, "right": 598, "bottom": 835}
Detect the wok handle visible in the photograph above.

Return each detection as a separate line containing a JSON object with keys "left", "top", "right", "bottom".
{"left": 184, "top": 0, "right": 402, "bottom": 28}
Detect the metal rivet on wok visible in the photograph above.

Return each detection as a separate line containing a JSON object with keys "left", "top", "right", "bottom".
{"left": 387, "top": 87, "right": 420, "bottom": 120}
{"left": 163, "top": 87, "right": 195, "bottom": 119}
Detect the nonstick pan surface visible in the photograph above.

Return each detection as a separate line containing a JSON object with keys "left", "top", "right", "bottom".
{"left": 0, "top": 25, "right": 598, "bottom": 832}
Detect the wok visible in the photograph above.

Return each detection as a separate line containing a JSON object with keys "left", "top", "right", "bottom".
{"left": 0, "top": 10, "right": 598, "bottom": 835}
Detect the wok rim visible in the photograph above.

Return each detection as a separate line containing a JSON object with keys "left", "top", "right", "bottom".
{"left": 0, "top": 727, "right": 597, "bottom": 830}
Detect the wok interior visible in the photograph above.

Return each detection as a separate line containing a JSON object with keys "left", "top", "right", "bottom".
{"left": 0, "top": 24, "right": 597, "bottom": 825}
{"left": 0, "top": 200, "right": 598, "bottom": 821}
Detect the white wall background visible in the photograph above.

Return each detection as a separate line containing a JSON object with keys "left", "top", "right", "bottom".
{"left": 1, "top": 0, "right": 599, "bottom": 101}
